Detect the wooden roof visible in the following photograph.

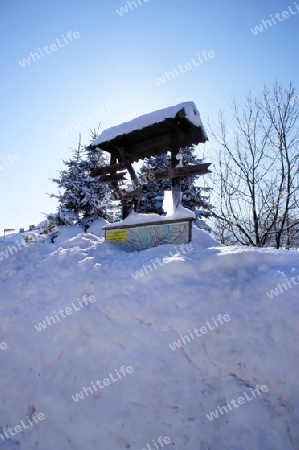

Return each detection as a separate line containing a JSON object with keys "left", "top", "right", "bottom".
{"left": 89, "top": 103, "right": 208, "bottom": 163}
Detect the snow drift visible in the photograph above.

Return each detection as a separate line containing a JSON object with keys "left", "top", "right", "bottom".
{"left": 0, "top": 223, "right": 298, "bottom": 449}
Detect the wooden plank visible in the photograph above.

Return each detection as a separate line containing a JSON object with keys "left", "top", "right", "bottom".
{"left": 95, "top": 164, "right": 210, "bottom": 184}
{"left": 129, "top": 134, "right": 173, "bottom": 160}
{"left": 98, "top": 172, "right": 127, "bottom": 183}
{"left": 148, "top": 163, "right": 211, "bottom": 181}
{"left": 121, "top": 189, "right": 143, "bottom": 200}
{"left": 171, "top": 133, "right": 181, "bottom": 206}
{"left": 117, "top": 147, "right": 140, "bottom": 216}
{"left": 145, "top": 169, "right": 170, "bottom": 181}
{"left": 91, "top": 162, "right": 127, "bottom": 177}
{"left": 111, "top": 189, "right": 143, "bottom": 200}
{"left": 172, "top": 163, "right": 212, "bottom": 177}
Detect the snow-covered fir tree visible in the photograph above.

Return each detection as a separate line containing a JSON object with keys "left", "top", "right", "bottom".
{"left": 138, "top": 146, "right": 212, "bottom": 229}
{"left": 49, "top": 135, "right": 112, "bottom": 228}
{"left": 138, "top": 153, "right": 171, "bottom": 215}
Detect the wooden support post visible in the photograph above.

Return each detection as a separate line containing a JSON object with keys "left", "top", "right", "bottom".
{"left": 117, "top": 147, "right": 140, "bottom": 218}
{"left": 170, "top": 131, "right": 181, "bottom": 211}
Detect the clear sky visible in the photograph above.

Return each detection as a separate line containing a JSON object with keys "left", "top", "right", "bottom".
{"left": 0, "top": 0, "right": 298, "bottom": 231}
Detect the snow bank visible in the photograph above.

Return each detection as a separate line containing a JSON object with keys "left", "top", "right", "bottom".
{"left": 0, "top": 226, "right": 298, "bottom": 449}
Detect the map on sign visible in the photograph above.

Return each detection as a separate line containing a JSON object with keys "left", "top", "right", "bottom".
{"left": 106, "top": 230, "right": 127, "bottom": 242}
{"left": 106, "top": 222, "right": 190, "bottom": 252}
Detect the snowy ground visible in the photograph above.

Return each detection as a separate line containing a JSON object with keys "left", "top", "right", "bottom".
{"left": 0, "top": 221, "right": 298, "bottom": 450}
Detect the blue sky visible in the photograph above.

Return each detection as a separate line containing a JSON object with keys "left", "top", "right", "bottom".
{"left": 0, "top": 0, "right": 298, "bottom": 231}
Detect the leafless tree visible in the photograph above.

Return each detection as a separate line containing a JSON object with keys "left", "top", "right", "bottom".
{"left": 208, "top": 81, "right": 299, "bottom": 248}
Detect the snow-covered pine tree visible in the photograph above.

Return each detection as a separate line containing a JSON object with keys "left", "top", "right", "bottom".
{"left": 81, "top": 137, "right": 111, "bottom": 226}
{"left": 138, "top": 146, "right": 212, "bottom": 229}
{"left": 179, "top": 146, "right": 212, "bottom": 230}
{"left": 138, "top": 153, "right": 171, "bottom": 215}
{"left": 49, "top": 134, "right": 112, "bottom": 228}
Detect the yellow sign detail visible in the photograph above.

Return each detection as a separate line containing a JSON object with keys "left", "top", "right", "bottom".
{"left": 106, "top": 229, "right": 127, "bottom": 242}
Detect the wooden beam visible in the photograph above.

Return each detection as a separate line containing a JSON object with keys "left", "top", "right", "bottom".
{"left": 98, "top": 172, "right": 127, "bottom": 183}
{"left": 121, "top": 189, "right": 143, "bottom": 200}
{"left": 91, "top": 162, "right": 126, "bottom": 177}
{"left": 172, "top": 163, "right": 212, "bottom": 177}
{"left": 117, "top": 147, "right": 140, "bottom": 215}
{"left": 146, "top": 163, "right": 211, "bottom": 182}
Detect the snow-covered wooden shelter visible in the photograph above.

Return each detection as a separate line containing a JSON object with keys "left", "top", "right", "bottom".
{"left": 89, "top": 101, "right": 210, "bottom": 251}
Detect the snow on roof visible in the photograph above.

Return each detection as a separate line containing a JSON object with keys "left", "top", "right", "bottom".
{"left": 92, "top": 101, "right": 208, "bottom": 146}
{"left": 102, "top": 207, "right": 195, "bottom": 229}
